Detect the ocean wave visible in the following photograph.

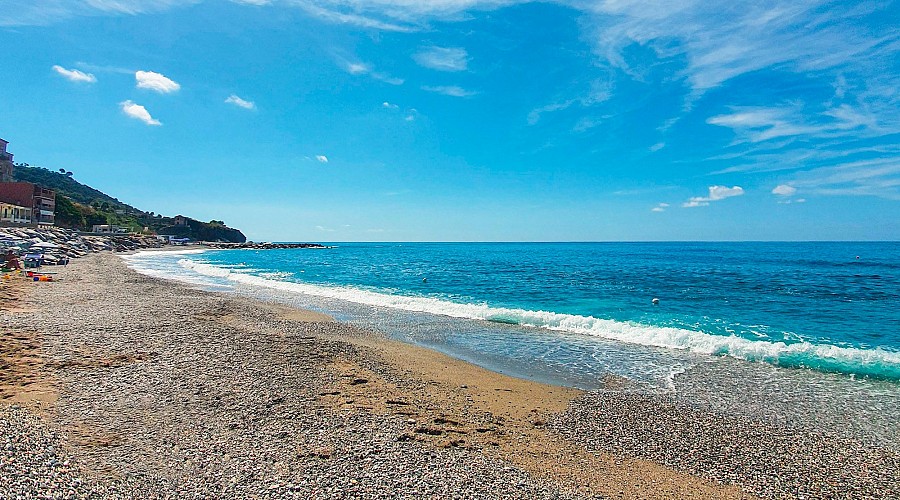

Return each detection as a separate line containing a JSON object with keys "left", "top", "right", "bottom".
{"left": 173, "top": 259, "right": 900, "bottom": 380}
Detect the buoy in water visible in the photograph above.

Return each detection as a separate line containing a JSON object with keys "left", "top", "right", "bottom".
{"left": 422, "top": 278, "right": 427, "bottom": 283}
{"left": 651, "top": 298, "right": 660, "bottom": 305}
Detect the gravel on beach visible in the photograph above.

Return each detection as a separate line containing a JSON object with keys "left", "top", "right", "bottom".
{"left": 551, "top": 390, "right": 900, "bottom": 499}
{"left": 1, "top": 253, "right": 585, "bottom": 499}
{"left": 2, "top": 251, "right": 899, "bottom": 499}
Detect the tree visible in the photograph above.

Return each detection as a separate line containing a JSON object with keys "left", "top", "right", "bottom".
{"left": 59, "top": 168, "right": 65, "bottom": 174}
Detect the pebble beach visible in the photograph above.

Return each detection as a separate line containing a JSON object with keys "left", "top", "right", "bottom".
{"left": 2, "top": 251, "right": 898, "bottom": 499}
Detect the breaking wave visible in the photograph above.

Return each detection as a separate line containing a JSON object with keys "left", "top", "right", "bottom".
{"left": 175, "top": 259, "right": 900, "bottom": 380}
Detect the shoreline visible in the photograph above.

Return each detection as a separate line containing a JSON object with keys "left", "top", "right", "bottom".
{"left": 2, "top": 252, "right": 897, "bottom": 498}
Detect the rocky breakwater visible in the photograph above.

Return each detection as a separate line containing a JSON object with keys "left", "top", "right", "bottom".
{"left": 206, "top": 242, "right": 332, "bottom": 250}
{"left": 0, "top": 227, "right": 164, "bottom": 263}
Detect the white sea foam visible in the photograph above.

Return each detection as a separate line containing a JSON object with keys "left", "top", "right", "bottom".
{"left": 170, "top": 259, "right": 900, "bottom": 378}
{"left": 122, "top": 248, "right": 209, "bottom": 260}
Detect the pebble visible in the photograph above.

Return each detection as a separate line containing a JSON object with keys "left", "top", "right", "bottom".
{"left": 549, "top": 390, "right": 900, "bottom": 499}
{"left": 1, "top": 253, "right": 579, "bottom": 499}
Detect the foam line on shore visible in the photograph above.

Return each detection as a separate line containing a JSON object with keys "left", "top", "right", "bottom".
{"left": 171, "top": 259, "right": 900, "bottom": 380}
{"left": 124, "top": 248, "right": 210, "bottom": 258}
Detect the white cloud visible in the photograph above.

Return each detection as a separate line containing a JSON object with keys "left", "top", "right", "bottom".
{"left": 120, "top": 100, "right": 161, "bottom": 126}
{"left": 342, "top": 61, "right": 403, "bottom": 85}
{"left": 295, "top": 2, "right": 416, "bottom": 32}
{"left": 682, "top": 185, "right": 744, "bottom": 207}
{"left": 527, "top": 77, "right": 613, "bottom": 125}
{"left": 649, "top": 142, "right": 665, "bottom": 152}
{"left": 347, "top": 62, "right": 369, "bottom": 74}
{"left": 225, "top": 94, "right": 256, "bottom": 110}
{"left": 382, "top": 101, "right": 399, "bottom": 109}
{"left": 422, "top": 85, "right": 477, "bottom": 97}
{"left": 315, "top": 225, "right": 335, "bottom": 232}
{"left": 413, "top": 46, "right": 469, "bottom": 72}
{"left": 84, "top": 0, "right": 196, "bottom": 15}
{"left": 584, "top": 0, "right": 891, "bottom": 103}
{"left": 373, "top": 73, "right": 404, "bottom": 85}
{"left": 651, "top": 202, "right": 670, "bottom": 212}
{"left": 135, "top": 70, "right": 180, "bottom": 93}
{"left": 315, "top": 155, "right": 329, "bottom": 163}
{"left": 52, "top": 65, "right": 96, "bottom": 83}
{"left": 2, "top": 0, "right": 202, "bottom": 25}
{"left": 785, "top": 157, "right": 900, "bottom": 199}
{"left": 707, "top": 103, "right": 884, "bottom": 146}
{"left": 232, "top": 0, "right": 270, "bottom": 5}
{"left": 527, "top": 100, "right": 576, "bottom": 125}
{"left": 772, "top": 184, "right": 797, "bottom": 196}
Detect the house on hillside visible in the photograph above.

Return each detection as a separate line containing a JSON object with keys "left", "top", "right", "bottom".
{"left": 0, "top": 139, "right": 56, "bottom": 226}
{"left": 0, "top": 182, "right": 56, "bottom": 226}
{"left": 0, "top": 138, "right": 14, "bottom": 183}
{"left": 0, "top": 201, "right": 31, "bottom": 224}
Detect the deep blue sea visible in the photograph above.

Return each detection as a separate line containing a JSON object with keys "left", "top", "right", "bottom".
{"left": 124, "top": 242, "right": 900, "bottom": 448}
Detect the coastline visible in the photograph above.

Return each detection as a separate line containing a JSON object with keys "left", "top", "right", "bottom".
{"left": 1, "top": 252, "right": 897, "bottom": 498}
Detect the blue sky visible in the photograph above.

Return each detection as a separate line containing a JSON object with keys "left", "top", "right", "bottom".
{"left": 1, "top": 0, "right": 898, "bottom": 241}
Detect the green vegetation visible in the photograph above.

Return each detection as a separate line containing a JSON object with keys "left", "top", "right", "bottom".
{"left": 13, "top": 164, "right": 246, "bottom": 242}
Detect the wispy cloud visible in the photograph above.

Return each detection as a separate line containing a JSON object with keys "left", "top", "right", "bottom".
{"left": 342, "top": 60, "right": 404, "bottom": 85}
{"left": 413, "top": 46, "right": 469, "bottom": 71}
{"left": 373, "top": 73, "right": 404, "bottom": 85}
{"left": 584, "top": 0, "right": 891, "bottom": 102}
{"left": 382, "top": 102, "right": 418, "bottom": 121}
{"left": 707, "top": 104, "right": 880, "bottom": 144}
{"left": 1, "top": 0, "right": 201, "bottom": 26}
{"left": 787, "top": 157, "right": 900, "bottom": 200}
{"left": 346, "top": 62, "right": 369, "bottom": 75}
{"left": 649, "top": 142, "right": 665, "bottom": 152}
{"left": 683, "top": 185, "right": 744, "bottom": 207}
{"left": 82, "top": 0, "right": 197, "bottom": 15}
{"left": 651, "top": 202, "right": 669, "bottom": 212}
{"left": 52, "top": 65, "right": 96, "bottom": 83}
{"left": 772, "top": 184, "right": 797, "bottom": 196}
{"left": 135, "top": 70, "right": 180, "bottom": 93}
{"left": 225, "top": 94, "right": 256, "bottom": 110}
{"left": 527, "top": 77, "right": 613, "bottom": 125}
{"left": 422, "top": 85, "right": 477, "bottom": 97}
{"left": 120, "top": 100, "right": 161, "bottom": 126}
{"left": 295, "top": 2, "right": 416, "bottom": 32}
{"left": 315, "top": 155, "right": 329, "bottom": 163}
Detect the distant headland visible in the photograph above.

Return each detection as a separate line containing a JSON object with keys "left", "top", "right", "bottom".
{"left": 1, "top": 137, "right": 246, "bottom": 243}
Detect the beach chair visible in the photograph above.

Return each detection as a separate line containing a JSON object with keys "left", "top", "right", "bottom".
{"left": 23, "top": 253, "right": 43, "bottom": 269}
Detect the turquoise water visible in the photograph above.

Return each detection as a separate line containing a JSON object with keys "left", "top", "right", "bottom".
{"left": 123, "top": 242, "right": 900, "bottom": 447}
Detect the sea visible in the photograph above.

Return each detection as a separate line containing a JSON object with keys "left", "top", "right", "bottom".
{"left": 123, "top": 242, "right": 900, "bottom": 449}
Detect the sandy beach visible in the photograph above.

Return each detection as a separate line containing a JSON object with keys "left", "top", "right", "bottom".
{"left": 2, "top": 252, "right": 897, "bottom": 499}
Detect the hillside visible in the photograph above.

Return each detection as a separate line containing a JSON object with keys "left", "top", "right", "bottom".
{"left": 12, "top": 164, "right": 246, "bottom": 243}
